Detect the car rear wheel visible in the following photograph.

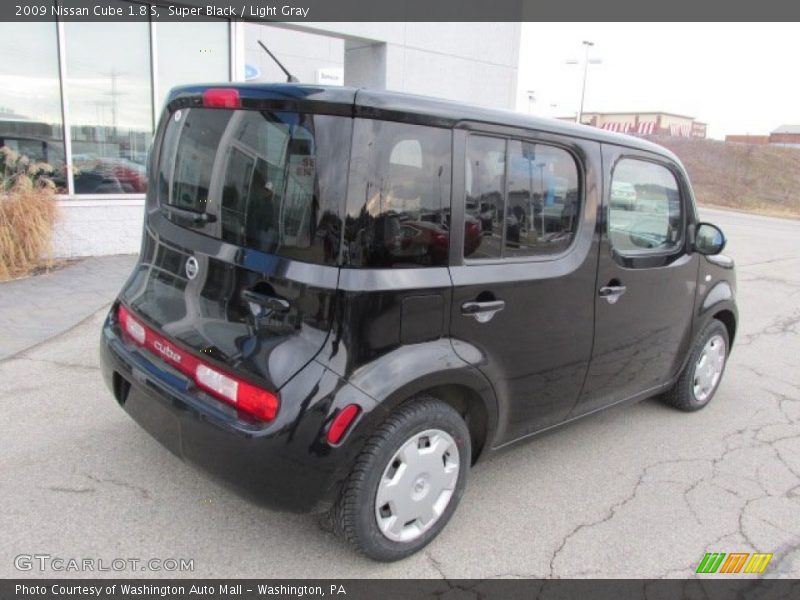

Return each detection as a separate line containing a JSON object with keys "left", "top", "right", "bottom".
{"left": 662, "top": 319, "right": 730, "bottom": 411}
{"left": 330, "top": 396, "right": 470, "bottom": 561}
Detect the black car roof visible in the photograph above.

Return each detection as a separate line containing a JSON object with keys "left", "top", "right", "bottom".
{"left": 166, "top": 83, "right": 679, "bottom": 161}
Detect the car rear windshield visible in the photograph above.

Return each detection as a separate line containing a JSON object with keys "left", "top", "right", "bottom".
{"left": 157, "top": 107, "right": 351, "bottom": 265}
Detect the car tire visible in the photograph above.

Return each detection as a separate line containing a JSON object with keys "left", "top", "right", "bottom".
{"left": 662, "top": 319, "right": 730, "bottom": 412}
{"left": 330, "top": 395, "right": 470, "bottom": 561}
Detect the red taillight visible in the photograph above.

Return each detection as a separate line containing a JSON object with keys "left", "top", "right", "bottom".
{"left": 202, "top": 88, "right": 241, "bottom": 109}
{"left": 326, "top": 404, "right": 361, "bottom": 445}
{"left": 115, "top": 304, "right": 278, "bottom": 421}
{"left": 118, "top": 304, "right": 145, "bottom": 344}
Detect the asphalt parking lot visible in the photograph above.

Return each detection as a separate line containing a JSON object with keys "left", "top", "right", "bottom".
{"left": 1, "top": 207, "right": 798, "bottom": 579}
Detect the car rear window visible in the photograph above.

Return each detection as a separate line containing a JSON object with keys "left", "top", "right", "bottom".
{"left": 157, "top": 107, "right": 351, "bottom": 265}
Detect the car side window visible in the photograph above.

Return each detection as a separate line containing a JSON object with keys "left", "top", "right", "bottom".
{"left": 344, "top": 119, "right": 452, "bottom": 268}
{"left": 464, "top": 136, "right": 505, "bottom": 259}
{"left": 608, "top": 158, "right": 683, "bottom": 254}
{"left": 464, "top": 135, "right": 580, "bottom": 260}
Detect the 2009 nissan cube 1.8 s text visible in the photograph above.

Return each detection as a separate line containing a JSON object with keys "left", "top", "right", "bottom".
{"left": 100, "top": 84, "right": 737, "bottom": 561}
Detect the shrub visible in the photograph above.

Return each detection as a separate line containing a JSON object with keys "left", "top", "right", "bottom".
{"left": 0, "top": 147, "right": 59, "bottom": 281}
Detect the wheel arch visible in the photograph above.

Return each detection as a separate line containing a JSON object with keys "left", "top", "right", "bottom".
{"left": 712, "top": 308, "right": 737, "bottom": 346}
{"left": 345, "top": 339, "right": 498, "bottom": 464}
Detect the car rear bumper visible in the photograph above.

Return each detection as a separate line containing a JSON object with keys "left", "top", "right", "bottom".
{"left": 99, "top": 310, "right": 377, "bottom": 513}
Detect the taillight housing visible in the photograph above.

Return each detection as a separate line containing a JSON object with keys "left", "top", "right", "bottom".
{"left": 115, "top": 304, "right": 278, "bottom": 422}
{"left": 202, "top": 88, "right": 240, "bottom": 109}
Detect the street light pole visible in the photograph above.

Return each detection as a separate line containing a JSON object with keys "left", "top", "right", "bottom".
{"left": 577, "top": 41, "right": 593, "bottom": 124}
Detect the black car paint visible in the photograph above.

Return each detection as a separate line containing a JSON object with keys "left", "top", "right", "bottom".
{"left": 100, "top": 83, "right": 737, "bottom": 513}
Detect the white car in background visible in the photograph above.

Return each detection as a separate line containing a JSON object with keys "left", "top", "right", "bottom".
{"left": 610, "top": 180, "right": 637, "bottom": 211}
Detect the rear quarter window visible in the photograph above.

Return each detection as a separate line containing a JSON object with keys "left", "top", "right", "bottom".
{"left": 343, "top": 119, "right": 452, "bottom": 268}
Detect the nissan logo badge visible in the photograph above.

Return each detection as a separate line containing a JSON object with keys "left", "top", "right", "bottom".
{"left": 185, "top": 256, "right": 199, "bottom": 280}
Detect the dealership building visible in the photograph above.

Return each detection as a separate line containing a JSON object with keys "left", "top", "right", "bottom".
{"left": 0, "top": 16, "right": 521, "bottom": 256}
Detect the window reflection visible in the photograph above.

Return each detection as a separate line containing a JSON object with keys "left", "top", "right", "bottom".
{"left": 0, "top": 22, "right": 66, "bottom": 191}
{"left": 464, "top": 136, "right": 580, "bottom": 259}
{"left": 505, "top": 141, "right": 579, "bottom": 257}
{"left": 345, "top": 120, "right": 453, "bottom": 268}
{"left": 465, "top": 136, "right": 505, "bottom": 259}
{"left": 609, "top": 159, "right": 682, "bottom": 253}
{"left": 158, "top": 108, "right": 348, "bottom": 265}
{"left": 65, "top": 10, "right": 152, "bottom": 194}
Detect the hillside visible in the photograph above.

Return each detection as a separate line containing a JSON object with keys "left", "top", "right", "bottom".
{"left": 646, "top": 135, "right": 800, "bottom": 218}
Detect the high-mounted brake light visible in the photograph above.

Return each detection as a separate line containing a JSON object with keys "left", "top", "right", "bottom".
{"left": 202, "top": 88, "right": 241, "bottom": 109}
{"left": 115, "top": 304, "right": 278, "bottom": 421}
{"left": 327, "top": 404, "right": 361, "bottom": 445}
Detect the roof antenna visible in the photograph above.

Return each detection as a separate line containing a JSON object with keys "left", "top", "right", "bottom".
{"left": 257, "top": 40, "right": 299, "bottom": 83}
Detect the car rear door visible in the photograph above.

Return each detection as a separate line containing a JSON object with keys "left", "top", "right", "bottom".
{"left": 572, "top": 144, "right": 699, "bottom": 416}
{"left": 448, "top": 127, "right": 602, "bottom": 444}
{"left": 119, "top": 100, "right": 352, "bottom": 392}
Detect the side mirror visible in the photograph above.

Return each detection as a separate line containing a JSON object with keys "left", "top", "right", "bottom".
{"left": 694, "top": 222, "right": 726, "bottom": 255}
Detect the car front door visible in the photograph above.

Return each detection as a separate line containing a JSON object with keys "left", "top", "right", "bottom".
{"left": 571, "top": 145, "right": 699, "bottom": 416}
{"left": 448, "top": 128, "right": 601, "bottom": 445}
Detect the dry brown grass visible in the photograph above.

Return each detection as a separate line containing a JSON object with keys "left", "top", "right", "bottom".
{"left": 0, "top": 177, "right": 59, "bottom": 281}
{"left": 647, "top": 135, "right": 800, "bottom": 218}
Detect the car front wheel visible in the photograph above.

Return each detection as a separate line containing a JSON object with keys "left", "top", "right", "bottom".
{"left": 662, "top": 318, "right": 730, "bottom": 411}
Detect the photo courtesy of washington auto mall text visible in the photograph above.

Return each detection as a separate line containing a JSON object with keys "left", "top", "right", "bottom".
{"left": 15, "top": 584, "right": 346, "bottom": 598}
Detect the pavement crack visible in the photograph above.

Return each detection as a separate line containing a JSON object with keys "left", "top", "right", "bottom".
{"left": 19, "top": 357, "right": 99, "bottom": 371}
{"left": 48, "top": 486, "right": 96, "bottom": 494}
{"left": 426, "top": 551, "right": 449, "bottom": 580}
{"left": 737, "top": 309, "right": 800, "bottom": 347}
{"left": 85, "top": 474, "right": 151, "bottom": 500}
{"left": 548, "top": 468, "right": 646, "bottom": 577}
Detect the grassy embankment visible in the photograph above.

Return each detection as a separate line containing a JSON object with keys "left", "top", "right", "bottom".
{"left": 647, "top": 135, "right": 800, "bottom": 218}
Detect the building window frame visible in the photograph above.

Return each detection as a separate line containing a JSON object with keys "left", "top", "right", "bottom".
{"left": 50, "top": 3, "right": 238, "bottom": 202}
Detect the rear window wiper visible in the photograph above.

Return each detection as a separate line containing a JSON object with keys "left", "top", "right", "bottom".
{"left": 160, "top": 204, "right": 217, "bottom": 224}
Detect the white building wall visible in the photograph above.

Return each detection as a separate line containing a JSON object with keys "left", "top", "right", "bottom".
{"left": 243, "top": 23, "right": 345, "bottom": 84}
{"left": 273, "top": 22, "right": 521, "bottom": 109}
{"left": 54, "top": 199, "right": 144, "bottom": 257}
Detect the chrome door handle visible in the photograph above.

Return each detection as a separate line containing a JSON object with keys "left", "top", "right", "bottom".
{"left": 461, "top": 300, "right": 505, "bottom": 323}
{"left": 598, "top": 285, "right": 627, "bottom": 304}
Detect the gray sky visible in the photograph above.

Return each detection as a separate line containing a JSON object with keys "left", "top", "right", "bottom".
{"left": 516, "top": 23, "right": 800, "bottom": 139}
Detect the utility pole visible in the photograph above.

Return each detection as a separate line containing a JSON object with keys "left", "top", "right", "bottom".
{"left": 101, "top": 67, "right": 126, "bottom": 138}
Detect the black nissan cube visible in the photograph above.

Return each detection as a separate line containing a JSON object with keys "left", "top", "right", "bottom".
{"left": 100, "top": 84, "right": 737, "bottom": 561}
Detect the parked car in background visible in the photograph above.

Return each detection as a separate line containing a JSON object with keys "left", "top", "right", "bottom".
{"left": 610, "top": 180, "right": 637, "bottom": 210}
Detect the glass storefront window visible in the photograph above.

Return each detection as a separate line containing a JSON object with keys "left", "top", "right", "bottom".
{"left": 0, "top": 22, "right": 66, "bottom": 192}
{"left": 65, "top": 7, "right": 152, "bottom": 194}
{"left": 156, "top": 21, "right": 230, "bottom": 111}
{"left": 2, "top": 8, "right": 232, "bottom": 198}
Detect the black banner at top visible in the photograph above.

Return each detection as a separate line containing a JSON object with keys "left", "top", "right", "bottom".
{"left": 3, "top": 0, "right": 800, "bottom": 22}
